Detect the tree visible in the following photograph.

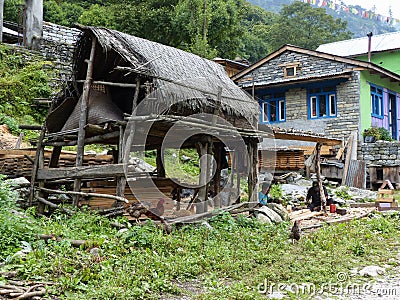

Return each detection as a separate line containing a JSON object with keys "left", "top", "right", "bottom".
{"left": 239, "top": 3, "right": 277, "bottom": 62}
{"left": 267, "top": 2, "right": 352, "bottom": 51}
{"left": 78, "top": 4, "right": 116, "bottom": 28}
{"left": 44, "top": 0, "right": 84, "bottom": 26}
{"left": 4, "top": 0, "right": 23, "bottom": 23}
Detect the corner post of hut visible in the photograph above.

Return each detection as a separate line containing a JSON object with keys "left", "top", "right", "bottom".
{"left": 247, "top": 138, "right": 258, "bottom": 202}
{"left": 72, "top": 35, "right": 97, "bottom": 207}
{"left": 315, "top": 142, "right": 327, "bottom": 213}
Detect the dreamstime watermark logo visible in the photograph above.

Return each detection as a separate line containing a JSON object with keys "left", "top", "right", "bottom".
{"left": 122, "top": 77, "right": 276, "bottom": 218}
{"left": 257, "top": 272, "right": 399, "bottom": 297}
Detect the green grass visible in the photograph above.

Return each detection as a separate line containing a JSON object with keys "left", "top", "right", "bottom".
{"left": 144, "top": 149, "right": 200, "bottom": 184}
{"left": 0, "top": 179, "right": 399, "bottom": 299}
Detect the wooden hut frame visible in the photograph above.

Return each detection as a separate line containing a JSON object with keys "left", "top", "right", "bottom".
{"left": 29, "top": 26, "right": 341, "bottom": 218}
{"left": 29, "top": 26, "right": 269, "bottom": 217}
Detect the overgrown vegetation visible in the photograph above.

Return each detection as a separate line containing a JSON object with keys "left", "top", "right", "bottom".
{"left": 334, "top": 186, "right": 353, "bottom": 201}
{"left": 0, "top": 176, "right": 399, "bottom": 299}
{"left": 0, "top": 45, "right": 53, "bottom": 138}
{"left": 269, "top": 183, "right": 283, "bottom": 200}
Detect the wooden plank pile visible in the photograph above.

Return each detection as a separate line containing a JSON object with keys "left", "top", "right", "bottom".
{"left": 289, "top": 206, "right": 376, "bottom": 230}
{"left": 80, "top": 178, "right": 177, "bottom": 211}
{"left": 259, "top": 149, "right": 305, "bottom": 171}
{"left": 0, "top": 149, "right": 113, "bottom": 178}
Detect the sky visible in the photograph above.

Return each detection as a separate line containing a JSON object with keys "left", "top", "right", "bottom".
{"left": 342, "top": 0, "right": 400, "bottom": 19}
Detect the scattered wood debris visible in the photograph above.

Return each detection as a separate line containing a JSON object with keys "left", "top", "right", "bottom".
{"left": 0, "top": 277, "right": 55, "bottom": 299}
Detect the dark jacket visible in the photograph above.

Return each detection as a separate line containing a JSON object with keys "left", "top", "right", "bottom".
{"left": 306, "top": 185, "right": 328, "bottom": 207}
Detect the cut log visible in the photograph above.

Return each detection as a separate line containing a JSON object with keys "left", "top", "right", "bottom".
{"left": 36, "top": 197, "right": 74, "bottom": 216}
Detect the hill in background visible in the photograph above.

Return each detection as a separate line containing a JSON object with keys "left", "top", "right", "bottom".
{"left": 248, "top": 0, "right": 397, "bottom": 38}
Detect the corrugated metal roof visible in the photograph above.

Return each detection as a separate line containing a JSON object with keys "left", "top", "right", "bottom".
{"left": 316, "top": 31, "right": 400, "bottom": 57}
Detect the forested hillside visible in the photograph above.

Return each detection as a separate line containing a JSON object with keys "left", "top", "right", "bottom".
{"left": 4, "top": 0, "right": 356, "bottom": 63}
{"left": 248, "top": 0, "right": 397, "bottom": 38}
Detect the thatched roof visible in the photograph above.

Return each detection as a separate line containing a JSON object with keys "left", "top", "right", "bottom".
{"left": 74, "top": 26, "right": 258, "bottom": 124}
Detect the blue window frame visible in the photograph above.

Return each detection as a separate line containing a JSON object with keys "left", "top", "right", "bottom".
{"left": 370, "top": 85, "right": 384, "bottom": 119}
{"left": 260, "top": 92, "right": 285, "bottom": 123}
{"left": 307, "top": 86, "right": 337, "bottom": 119}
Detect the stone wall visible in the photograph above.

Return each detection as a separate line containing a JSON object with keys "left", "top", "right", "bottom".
{"left": 39, "top": 22, "right": 82, "bottom": 83}
{"left": 239, "top": 50, "right": 359, "bottom": 88}
{"left": 263, "top": 72, "right": 361, "bottom": 144}
{"left": 358, "top": 141, "right": 400, "bottom": 166}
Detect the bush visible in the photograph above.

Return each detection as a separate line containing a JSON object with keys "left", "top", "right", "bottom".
{"left": 363, "top": 126, "right": 393, "bottom": 141}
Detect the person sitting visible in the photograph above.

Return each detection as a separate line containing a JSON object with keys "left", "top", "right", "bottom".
{"left": 306, "top": 180, "right": 330, "bottom": 211}
{"left": 258, "top": 182, "right": 270, "bottom": 206}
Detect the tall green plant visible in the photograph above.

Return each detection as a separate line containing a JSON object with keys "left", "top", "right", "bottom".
{"left": 0, "top": 45, "right": 53, "bottom": 123}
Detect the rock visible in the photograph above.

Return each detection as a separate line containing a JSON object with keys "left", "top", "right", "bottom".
{"left": 89, "top": 247, "right": 100, "bottom": 256}
{"left": 359, "top": 266, "right": 386, "bottom": 277}
{"left": 266, "top": 203, "right": 290, "bottom": 221}
{"left": 201, "top": 221, "right": 213, "bottom": 230}
{"left": 255, "top": 206, "right": 283, "bottom": 223}
{"left": 256, "top": 213, "right": 273, "bottom": 224}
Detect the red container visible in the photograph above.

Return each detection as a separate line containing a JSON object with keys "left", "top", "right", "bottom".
{"left": 330, "top": 204, "right": 336, "bottom": 213}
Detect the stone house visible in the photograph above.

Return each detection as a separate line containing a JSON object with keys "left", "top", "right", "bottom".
{"left": 317, "top": 31, "right": 400, "bottom": 140}
{"left": 231, "top": 44, "right": 400, "bottom": 144}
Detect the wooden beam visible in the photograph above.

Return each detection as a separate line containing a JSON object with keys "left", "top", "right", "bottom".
{"left": 38, "top": 187, "right": 129, "bottom": 204}
{"left": 18, "top": 124, "right": 42, "bottom": 130}
{"left": 44, "top": 131, "right": 120, "bottom": 147}
{"left": 73, "top": 36, "right": 97, "bottom": 206}
{"left": 37, "top": 164, "right": 125, "bottom": 180}
{"left": 76, "top": 80, "right": 144, "bottom": 88}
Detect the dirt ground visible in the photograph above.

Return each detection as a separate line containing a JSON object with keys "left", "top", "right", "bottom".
{"left": 0, "top": 124, "right": 28, "bottom": 149}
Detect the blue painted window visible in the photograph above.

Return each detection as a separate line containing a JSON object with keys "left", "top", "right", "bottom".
{"left": 370, "top": 85, "right": 384, "bottom": 118}
{"left": 308, "top": 86, "right": 336, "bottom": 119}
{"left": 260, "top": 92, "right": 285, "bottom": 123}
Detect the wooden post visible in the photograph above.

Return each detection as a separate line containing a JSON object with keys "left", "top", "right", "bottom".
{"left": 247, "top": 142, "right": 253, "bottom": 202}
{"left": 49, "top": 146, "right": 62, "bottom": 168}
{"left": 156, "top": 146, "right": 166, "bottom": 178}
{"left": 197, "top": 141, "right": 209, "bottom": 213}
{"left": 72, "top": 37, "right": 96, "bottom": 207}
{"left": 315, "top": 142, "right": 327, "bottom": 213}
{"left": 123, "top": 78, "right": 141, "bottom": 168}
{"left": 227, "top": 151, "right": 236, "bottom": 205}
{"left": 29, "top": 123, "right": 46, "bottom": 206}
{"left": 213, "top": 144, "right": 222, "bottom": 208}
{"left": 36, "top": 146, "right": 45, "bottom": 215}
{"left": 247, "top": 141, "right": 258, "bottom": 202}
{"left": 236, "top": 173, "right": 241, "bottom": 203}
{"left": 116, "top": 125, "right": 126, "bottom": 199}
{"left": 341, "top": 134, "right": 354, "bottom": 186}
